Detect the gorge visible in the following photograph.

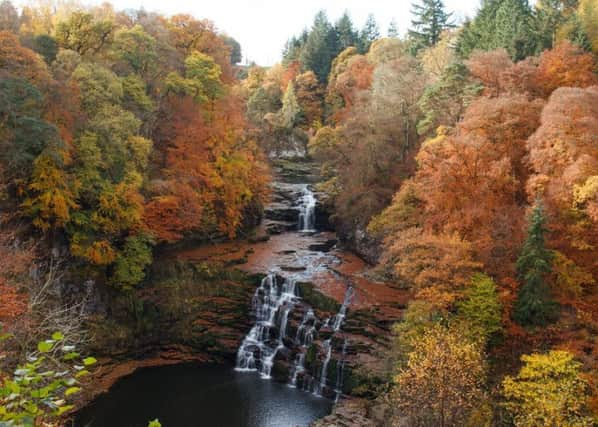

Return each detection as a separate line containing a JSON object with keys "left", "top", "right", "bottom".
{"left": 74, "top": 159, "right": 407, "bottom": 427}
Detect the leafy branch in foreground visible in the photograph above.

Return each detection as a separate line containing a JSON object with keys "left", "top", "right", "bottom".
{"left": 0, "top": 332, "right": 96, "bottom": 426}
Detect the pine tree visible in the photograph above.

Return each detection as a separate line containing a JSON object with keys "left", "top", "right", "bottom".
{"left": 300, "top": 11, "right": 336, "bottom": 82}
{"left": 408, "top": 0, "right": 454, "bottom": 51}
{"left": 456, "top": 0, "right": 539, "bottom": 60}
{"left": 358, "top": 14, "right": 381, "bottom": 53}
{"left": 388, "top": 18, "right": 400, "bottom": 37}
{"left": 335, "top": 11, "right": 358, "bottom": 50}
{"left": 513, "top": 201, "right": 558, "bottom": 326}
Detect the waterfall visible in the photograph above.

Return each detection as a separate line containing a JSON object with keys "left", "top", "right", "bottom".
{"left": 236, "top": 272, "right": 354, "bottom": 400}
{"left": 236, "top": 274, "right": 297, "bottom": 378}
{"left": 298, "top": 186, "right": 316, "bottom": 232}
{"left": 333, "top": 339, "right": 348, "bottom": 402}
{"left": 314, "top": 285, "right": 353, "bottom": 396}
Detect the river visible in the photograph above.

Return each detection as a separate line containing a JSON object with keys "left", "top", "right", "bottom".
{"left": 74, "top": 160, "right": 407, "bottom": 427}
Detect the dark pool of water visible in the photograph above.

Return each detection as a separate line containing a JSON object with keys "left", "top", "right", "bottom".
{"left": 73, "top": 363, "right": 332, "bottom": 427}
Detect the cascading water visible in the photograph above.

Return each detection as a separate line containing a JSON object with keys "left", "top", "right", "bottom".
{"left": 298, "top": 186, "right": 316, "bottom": 232}
{"left": 236, "top": 179, "right": 354, "bottom": 401}
{"left": 333, "top": 340, "right": 348, "bottom": 402}
{"left": 236, "top": 274, "right": 297, "bottom": 378}
{"left": 313, "top": 285, "right": 353, "bottom": 397}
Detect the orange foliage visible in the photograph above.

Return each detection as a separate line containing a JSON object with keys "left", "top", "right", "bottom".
{"left": 328, "top": 55, "right": 373, "bottom": 122}
{"left": 0, "top": 221, "right": 33, "bottom": 325}
{"left": 534, "top": 41, "right": 598, "bottom": 97}
{"left": 414, "top": 95, "right": 543, "bottom": 276}
{"left": 466, "top": 49, "right": 513, "bottom": 97}
{"left": 147, "top": 94, "right": 269, "bottom": 242}
{"left": 0, "top": 31, "right": 50, "bottom": 87}
{"left": 281, "top": 60, "right": 300, "bottom": 92}
{"left": 526, "top": 86, "right": 598, "bottom": 277}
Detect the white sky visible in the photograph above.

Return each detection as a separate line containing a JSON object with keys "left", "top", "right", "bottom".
{"left": 23, "top": 0, "right": 484, "bottom": 65}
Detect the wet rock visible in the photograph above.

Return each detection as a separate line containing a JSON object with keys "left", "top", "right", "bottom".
{"left": 308, "top": 239, "right": 338, "bottom": 252}
{"left": 281, "top": 265, "right": 307, "bottom": 272}
{"left": 271, "top": 360, "right": 291, "bottom": 382}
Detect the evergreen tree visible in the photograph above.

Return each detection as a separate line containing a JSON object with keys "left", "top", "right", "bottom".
{"left": 408, "top": 0, "right": 454, "bottom": 51}
{"left": 513, "top": 201, "right": 558, "bottom": 326}
{"left": 457, "top": 0, "right": 539, "bottom": 60}
{"left": 388, "top": 18, "right": 400, "bottom": 37}
{"left": 335, "top": 11, "right": 358, "bottom": 50}
{"left": 300, "top": 11, "right": 336, "bottom": 82}
{"left": 358, "top": 14, "right": 381, "bottom": 53}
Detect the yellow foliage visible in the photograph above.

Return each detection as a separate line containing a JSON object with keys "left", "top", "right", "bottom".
{"left": 502, "top": 350, "right": 593, "bottom": 427}
{"left": 23, "top": 154, "right": 78, "bottom": 230}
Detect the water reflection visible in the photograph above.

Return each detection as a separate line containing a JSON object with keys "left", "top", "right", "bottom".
{"left": 75, "top": 363, "right": 331, "bottom": 427}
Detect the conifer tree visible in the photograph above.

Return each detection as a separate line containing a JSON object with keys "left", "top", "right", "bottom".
{"left": 335, "top": 11, "right": 358, "bottom": 50}
{"left": 358, "top": 14, "right": 381, "bottom": 53}
{"left": 513, "top": 201, "right": 558, "bottom": 326}
{"left": 408, "top": 0, "right": 454, "bottom": 51}
{"left": 388, "top": 18, "right": 400, "bottom": 37}
{"left": 300, "top": 11, "right": 336, "bottom": 82}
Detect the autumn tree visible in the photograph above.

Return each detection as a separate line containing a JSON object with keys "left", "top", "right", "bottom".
{"left": 55, "top": 11, "right": 115, "bottom": 56}
{"left": 392, "top": 324, "right": 487, "bottom": 426}
{"left": 0, "top": 0, "right": 19, "bottom": 33}
{"left": 534, "top": 40, "right": 598, "bottom": 96}
{"left": 503, "top": 350, "right": 593, "bottom": 426}
{"left": 457, "top": 273, "right": 503, "bottom": 345}
{"left": 513, "top": 202, "right": 558, "bottom": 326}
{"left": 526, "top": 86, "right": 598, "bottom": 276}
{"left": 294, "top": 71, "right": 323, "bottom": 127}
{"left": 384, "top": 228, "right": 482, "bottom": 307}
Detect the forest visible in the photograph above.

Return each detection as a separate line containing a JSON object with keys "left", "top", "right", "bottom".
{"left": 1, "top": 0, "right": 598, "bottom": 425}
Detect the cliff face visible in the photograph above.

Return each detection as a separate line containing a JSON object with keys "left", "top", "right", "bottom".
{"left": 88, "top": 261, "right": 260, "bottom": 364}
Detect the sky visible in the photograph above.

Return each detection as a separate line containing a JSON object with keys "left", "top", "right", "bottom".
{"left": 24, "top": 0, "right": 483, "bottom": 65}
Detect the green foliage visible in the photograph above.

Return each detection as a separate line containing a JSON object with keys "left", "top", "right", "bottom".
{"left": 112, "top": 25, "right": 157, "bottom": 77}
{"left": 358, "top": 14, "right": 381, "bottom": 53}
{"left": 222, "top": 35, "right": 242, "bottom": 64}
{"left": 112, "top": 234, "right": 154, "bottom": 290}
{"left": 335, "top": 12, "right": 358, "bottom": 51}
{"left": 148, "top": 420, "right": 162, "bottom": 427}
{"left": 417, "top": 62, "right": 481, "bottom": 136}
{"left": 71, "top": 63, "right": 123, "bottom": 114}
{"left": 457, "top": 273, "right": 503, "bottom": 345}
{"left": 0, "top": 78, "right": 61, "bottom": 182}
{"left": 279, "top": 83, "right": 302, "bottom": 129}
{"left": 300, "top": 11, "right": 337, "bottom": 82}
{"left": 408, "top": 0, "right": 455, "bottom": 51}
{"left": 55, "top": 11, "right": 115, "bottom": 56}
{"left": 165, "top": 52, "right": 223, "bottom": 103}
{"left": 513, "top": 202, "right": 558, "bottom": 326}
{"left": 502, "top": 350, "right": 593, "bottom": 426}
{"left": 457, "top": 0, "right": 538, "bottom": 60}
{"left": 31, "top": 35, "right": 58, "bottom": 65}
{"left": 0, "top": 333, "right": 96, "bottom": 426}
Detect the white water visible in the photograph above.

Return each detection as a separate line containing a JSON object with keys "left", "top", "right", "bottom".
{"left": 236, "top": 274, "right": 297, "bottom": 378}
{"left": 236, "top": 181, "right": 354, "bottom": 401}
{"left": 298, "top": 187, "right": 317, "bottom": 232}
